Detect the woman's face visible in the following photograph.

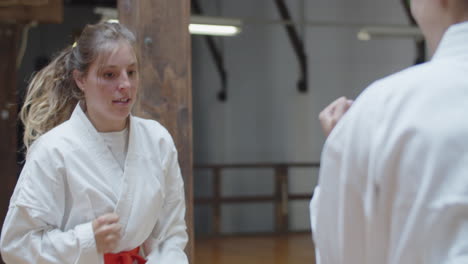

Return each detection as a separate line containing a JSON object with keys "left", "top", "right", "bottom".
{"left": 75, "top": 41, "right": 138, "bottom": 132}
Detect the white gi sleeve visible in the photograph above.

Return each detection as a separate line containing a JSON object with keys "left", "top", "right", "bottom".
{"left": 0, "top": 152, "right": 100, "bottom": 264}
{"left": 310, "top": 185, "right": 322, "bottom": 264}
{"left": 401, "top": 131, "right": 468, "bottom": 264}
{"left": 144, "top": 141, "right": 188, "bottom": 264}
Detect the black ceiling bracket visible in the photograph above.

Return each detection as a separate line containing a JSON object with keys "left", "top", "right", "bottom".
{"left": 274, "top": 0, "right": 308, "bottom": 93}
{"left": 192, "top": 0, "right": 228, "bottom": 102}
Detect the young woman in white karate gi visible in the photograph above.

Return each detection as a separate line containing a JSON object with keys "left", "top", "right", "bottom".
{"left": 0, "top": 22, "right": 188, "bottom": 264}
{"left": 311, "top": 0, "right": 468, "bottom": 263}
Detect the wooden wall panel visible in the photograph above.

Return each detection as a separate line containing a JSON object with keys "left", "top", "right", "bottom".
{"left": 0, "top": 23, "right": 21, "bottom": 264}
{"left": 118, "top": 0, "right": 194, "bottom": 262}
{"left": 0, "top": 0, "right": 63, "bottom": 23}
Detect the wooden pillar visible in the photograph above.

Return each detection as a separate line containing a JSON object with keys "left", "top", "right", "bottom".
{"left": 0, "top": 23, "right": 22, "bottom": 264}
{"left": 117, "top": 0, "right": 194, "bottom": 262}
{"left": 212, "top": 168, "right": 221, "bottom": 236}
{"left": 274, "top": 166, "right": 289, "bottom": 234}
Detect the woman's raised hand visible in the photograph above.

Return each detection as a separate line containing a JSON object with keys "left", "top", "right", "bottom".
{"left": 319, "top": 96, "right": 353, "bottom": 137}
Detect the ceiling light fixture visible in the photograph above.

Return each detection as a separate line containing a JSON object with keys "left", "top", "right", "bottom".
{"left": 94, "top": 8, "right": 242, "bottom": 37}
{"left": 189, "top": 15, "right": 242, "bottom": 36}
{"left": 357, "top": 26, "right": 423, "bottom": 41}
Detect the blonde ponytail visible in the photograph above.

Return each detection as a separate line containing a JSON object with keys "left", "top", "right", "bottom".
{"left": 20, "top": 46, "right": 82, "bottom": 149}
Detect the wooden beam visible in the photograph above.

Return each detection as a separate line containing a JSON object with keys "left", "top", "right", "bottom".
{"left": 0, "top": 0, "right": 63, "bottom": 23}
{"left": 196, "top": 196, "right": 276, "bottom": 204}
{"left": 117, "top": 0, "right": 194, "bottom": 262}
{"left": 195, "top": 194, "right": 313, "bottom": 204}
{"left": 0, "top": 23, "right": 22, "bottom": 264}
{"left": 275, "top": 166, "right": 289, "bottom": 234}
{"left": 213, "top": 168, "right": 221, "bottom": 236}
{"left": 194, "top": 162, "right": 321, "bottom": 169}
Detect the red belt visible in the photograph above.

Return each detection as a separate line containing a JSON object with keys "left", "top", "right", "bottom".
{"left": 104, "top": 246, "right": 147, "bottom": 264}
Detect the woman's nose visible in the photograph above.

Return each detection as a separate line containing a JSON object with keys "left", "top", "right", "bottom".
{"left": 118, "top": 72, "right": 131, "bottom": 90}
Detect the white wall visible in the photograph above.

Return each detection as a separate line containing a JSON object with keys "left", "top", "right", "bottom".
{"left": 193, "top": 0, "right": 416, "bottom": 234}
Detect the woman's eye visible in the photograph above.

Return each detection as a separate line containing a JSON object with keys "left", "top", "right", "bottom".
{"left": 128, "top": 70, "right": 136, "bottom": 77}
{"left": 104, "top": 72, "right": 115, "bottom": 78}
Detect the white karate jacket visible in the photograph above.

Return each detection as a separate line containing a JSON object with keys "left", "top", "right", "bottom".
{"left": 0, "top": 104, "right": 188, "bottom": 264}
{"left": 311, "top": 22, "right": 468, "bottom": 264}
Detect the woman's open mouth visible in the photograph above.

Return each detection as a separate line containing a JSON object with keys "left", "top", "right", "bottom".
{"left": 113, "top": 98, "right": 131, "bottom": 104}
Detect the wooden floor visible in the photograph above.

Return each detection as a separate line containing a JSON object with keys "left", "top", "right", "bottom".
{"left": 195, "top": 234, "right": 316, "bottom": 264}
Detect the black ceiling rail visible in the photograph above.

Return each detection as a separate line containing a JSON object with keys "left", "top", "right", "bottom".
{"left": 274, "top": 0, "right": 308, "bottom": 93}
{"left": 401, "top": 0, "right": 426, "bottom": 65}
{"left": 191, "top": 0, "right": 228, "bottom": 101}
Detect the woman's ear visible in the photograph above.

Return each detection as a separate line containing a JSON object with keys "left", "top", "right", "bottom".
{"left": 73, "top": 69, "right": 86, "bottom": 92}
